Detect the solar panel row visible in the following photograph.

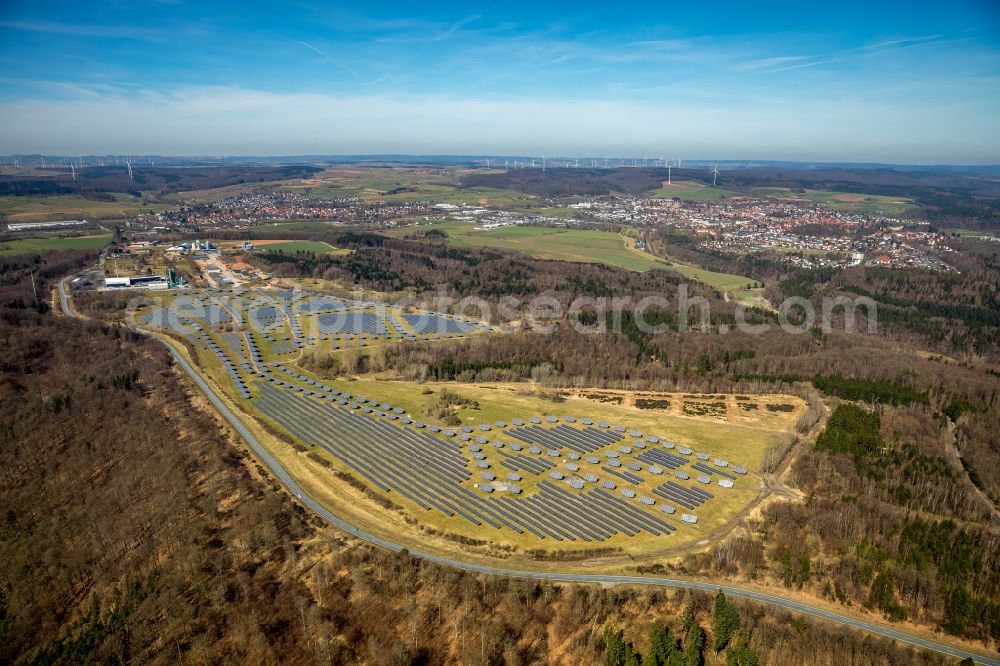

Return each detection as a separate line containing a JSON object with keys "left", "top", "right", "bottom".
{"left": 636, "top": 449, "right": 689, "bottom": 469}
{"left": 651, "top": 481, "right": 714, "bottom": 509}
{"left": 505, "top": 425, "right": 623, "bottom": 453}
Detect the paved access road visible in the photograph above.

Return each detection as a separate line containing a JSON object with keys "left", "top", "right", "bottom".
{"left": 57, "top": 277, "right": 1000, "bottom": 666}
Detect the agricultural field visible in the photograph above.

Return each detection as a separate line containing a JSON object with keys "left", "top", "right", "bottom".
{"left": 390, "top": 221, "right": 756, "bottom": 290}
{"left": 646, "top": 179, "right": 737, "bottom": 201}
{"left": 167, "top": 181, "right": 284, "bottom": 203}
{"left": 121, "top": 285, "right": 804, "bottom": 567}
{"left": 751, "top": 187, "right": 917, "bottom": 215}
{"left": 0, "top": 194, "right": 168, "bottom": 222}
{"left": 0, "top": 233, "right": 112, "bottom": 257}
{"left": 279, "top": 167, "right": 528, "bottom": 207}
{"left": 217, "top": 239, "right": 347, "bottom": 255}
{"left": 441, "top": 224, "right": 672, "bottom": 272}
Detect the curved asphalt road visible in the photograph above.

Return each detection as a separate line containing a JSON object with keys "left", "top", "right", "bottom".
{"left": 58, "top": 278, "right": 999, "bottom": 665}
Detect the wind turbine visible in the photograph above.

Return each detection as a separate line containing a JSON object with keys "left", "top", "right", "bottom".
{"left": 667, "top": 162, "right": 672, "bottom": 185}
{"left": 542, "top": 156, "right": 546, "bottom": 172}
{"left": 711, "top": 165, "right": 720, "bottom": 187}
{"left": 70, "top": 164, "right": 76, "bottom": 181}
{"left": 127, "top": 161, "right": 133, "bottom": 181}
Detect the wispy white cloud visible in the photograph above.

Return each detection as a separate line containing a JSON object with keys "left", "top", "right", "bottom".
{"left": 737, "top": 55, "right": 811, "bottom": 70}
{"left": 0, "top": 20, "right": 169, "bottom": 41}
{"left": 757, "top": 58, "right": 841, "bottom": 74}
{"left": 293, "top": 40, "right": 362, "bottom": 78}
{"left": 430, "top": 14, "right": 480, "bottom": 42}
{"left": 745, "top": 33, "right": 959, "bottom": 75}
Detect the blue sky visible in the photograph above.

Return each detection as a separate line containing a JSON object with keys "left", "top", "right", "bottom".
{"left": 1, "top": 1, "right": 999, "bottom": 162}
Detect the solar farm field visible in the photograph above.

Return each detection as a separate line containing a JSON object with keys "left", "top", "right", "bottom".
{"left": 129, "top": 286, "right": 803, "bottom": 569}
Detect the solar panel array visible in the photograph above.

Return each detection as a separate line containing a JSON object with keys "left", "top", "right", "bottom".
{"left": 692, "top": 462, "right": 738, "bottom": 480}
{"left": 402, "top": 313, "right": 481, "bottom": 335}
{"left": 134, "top": 287, "right": 758, "bottom": 544}
{"left": 195, "top": 331, "right": 250, "bottom": 399}
{"left": 636, "top": 449, "right": 689, "bottom": 469}
{"left": 251, "top": 383, "right": 678, "bottom": 542}
{"left": 652, "top": 481, "right": 714, "bottom": 509}
{"left": 506, "top": 425, "right": 623, "bottom": 453}
{"left": 316, "top": 311, "right": 387, "bottom": 336}
{"left": 498, "top": 451, "right": 556, "bottom": 475}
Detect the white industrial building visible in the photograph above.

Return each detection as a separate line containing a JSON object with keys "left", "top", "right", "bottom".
{"left": 104, "top": 275, "right": 169, "bottom": 290}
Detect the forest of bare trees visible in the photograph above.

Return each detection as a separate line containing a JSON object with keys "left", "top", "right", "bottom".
{"left": 1, "top": 250, "right": 981, "bottom": 663}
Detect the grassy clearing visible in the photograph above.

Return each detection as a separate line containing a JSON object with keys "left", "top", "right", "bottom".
{"left": 0, "top": 195, "right": 168, "bottom": 221}
{"left": 442, "top": 224, "right": 671, "bottom": 272}
{"left": 0, "top": 234, "right": 112, "bottom": 257}
{"left": 657, "top": 260, "right": 755, "bottom": 293}
{"left": 729, "top": 287, "right": 772, "bottom": 309}
{"left": 248, "top": 240, "right": 346, "bottom": 255}
{"left": 647, "top": 180, "right": 737, "bottom": 201}
{"left": 211, "top": 239, "right": 347, "bottom": 255}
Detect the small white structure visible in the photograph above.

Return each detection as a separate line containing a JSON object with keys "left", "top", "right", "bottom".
{"left": 718, "top": 479, "right": 735, "bottom": 489}
{"left": 104, "top": 277, "right": 131, "bottom": 289}
{"left": 681, "top": 513, "right": 698, "bottom": 524}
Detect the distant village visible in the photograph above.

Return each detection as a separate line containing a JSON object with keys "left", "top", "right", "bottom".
{"left": 113, "top": 186, "right": 968, "bottom": 275}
